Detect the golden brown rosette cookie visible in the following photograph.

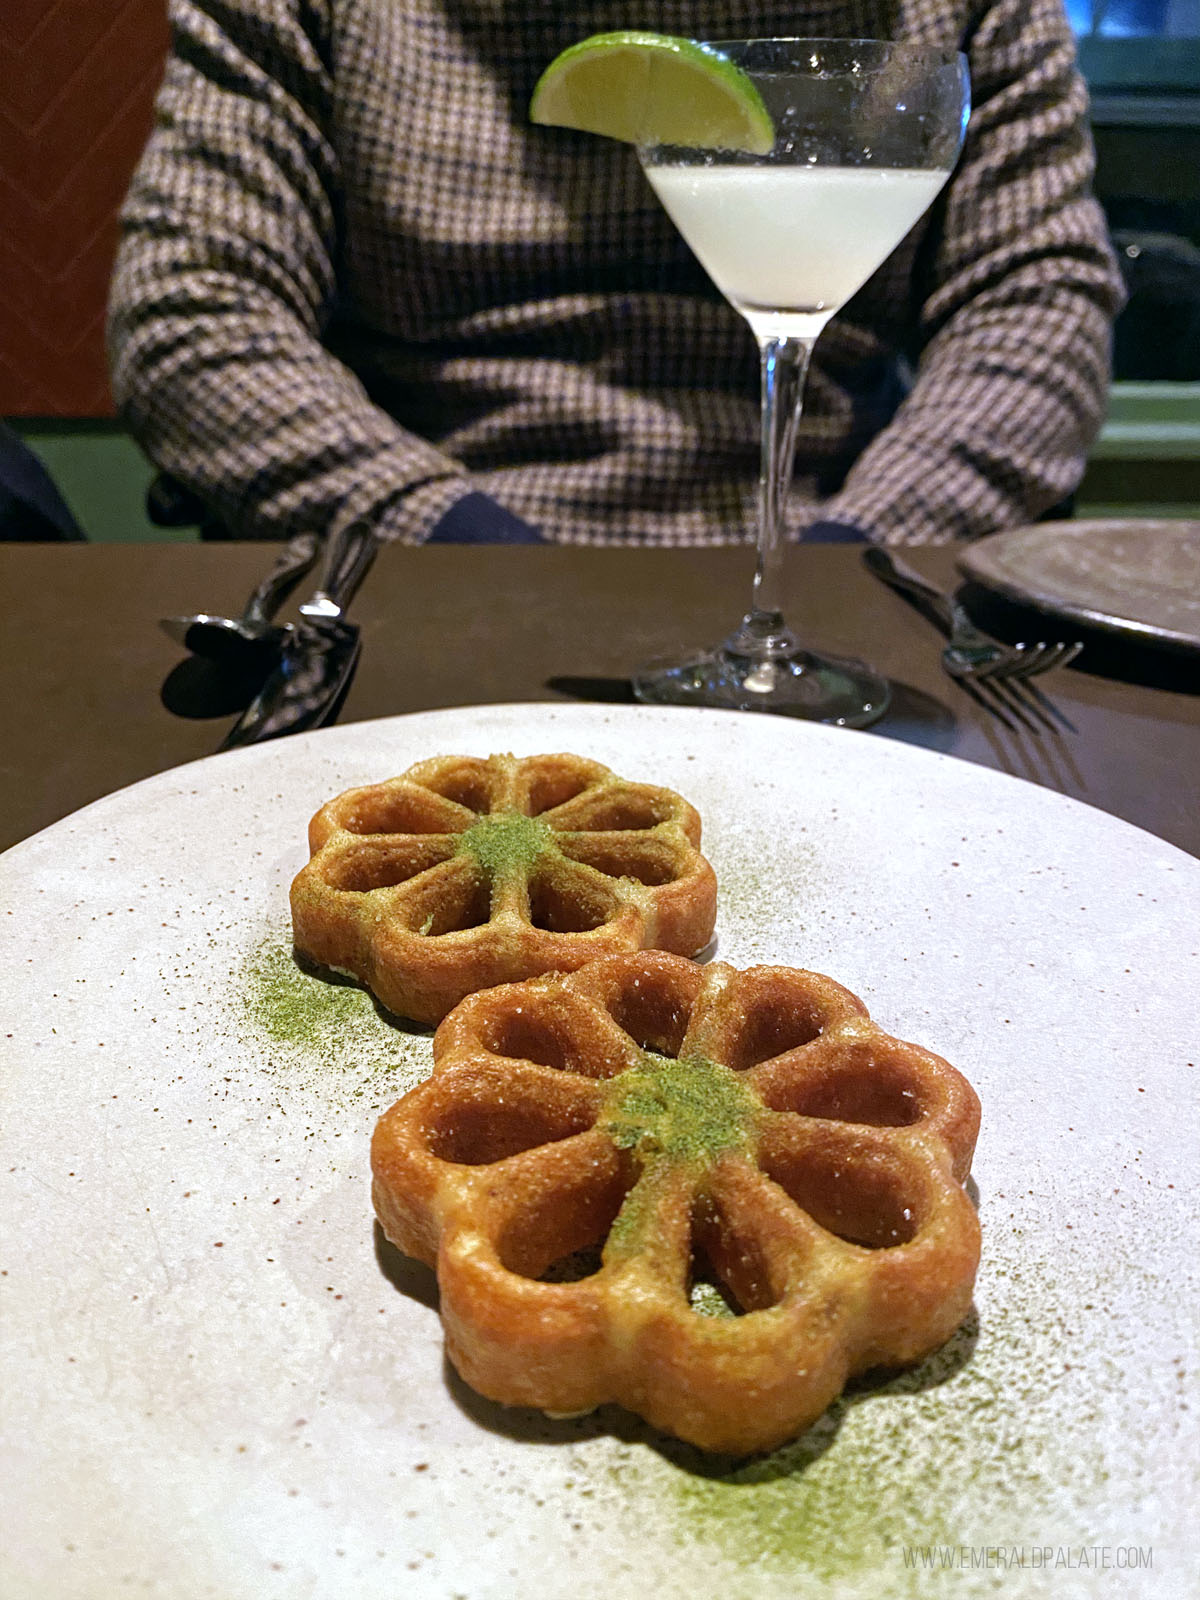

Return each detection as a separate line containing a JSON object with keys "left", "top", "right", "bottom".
{"left": 371, "top": 951, "right": 981, "bottom": 1454}
{"left": 291, "top": 753, "right": 717, "bottom": 1024}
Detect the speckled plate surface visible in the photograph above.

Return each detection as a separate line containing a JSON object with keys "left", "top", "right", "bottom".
{"left": 958, "top": 518, "right": 1200, "bottom": 651}
{"left": 2, "top": 703, "right": 1197, "bottom": 1600}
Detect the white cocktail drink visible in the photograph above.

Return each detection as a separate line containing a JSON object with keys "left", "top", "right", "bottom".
{"left": 532, "top": 34, "right": 970, "bottom": 720}
{"left": 643, "top": 164, "right": 946, "bottom": 339}
{"left": 629, "top": 38, "right": 968, "bottom": 723}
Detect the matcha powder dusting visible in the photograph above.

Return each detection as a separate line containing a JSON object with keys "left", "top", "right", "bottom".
{"left": 237, "top": 934, "right": 433, "bottom": 1105}
{"left": 456, "top": 810, "right": 555, "bottom": 881}
{"left": 583, "top": 1222, "right": 1149, "bottom": 1596}
{"left": 602, "top": 1051, "right": 757, "bottom": 1165}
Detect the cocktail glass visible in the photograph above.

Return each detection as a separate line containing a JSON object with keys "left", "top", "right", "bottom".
{"left": 634, "top": 38, "right": 970, "bottom": 726}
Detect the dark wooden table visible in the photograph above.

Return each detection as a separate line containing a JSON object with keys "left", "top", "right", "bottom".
{"left": 4, "top": 541, "right": 1198, "bottom": 857}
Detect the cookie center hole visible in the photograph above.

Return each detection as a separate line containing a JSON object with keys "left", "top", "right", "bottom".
{"left": 479, "top": 1010, "right": 588, "bottom": 1073}
{"left": 427, "top": 1096, "right": 594, "bottom": 1166}
{"left": 528, "top": 768, "right": 599, "bottom": 815}
{"left": 726, "top": 998, "right": 831, "bottom": 1072}
{"left": 570, "top": 794, "right": 672, "bottom": 832}
{"left": 528, "top": 875, "right": 616, "bottom": 934}
{"left": 761, "top": 1052, "right": 926, "bottom": 1127}
{"left": 605, "top": 980, "right": 691, "bottom": 1057}
{"left": 403, "top": 872, "right": 491, "bottom": 936}
{"left": 321, "top": 840, "right": 453, "bottom": 892}
{"left": 560, "top": 836, "right": 684, "bottom": 886}
{"left": 688, "top": 1255, "right": 745, "bottom": 1318}
{"left": 690, "top": 1193, "right": 784, "bottom": 1313}
{"left": 497, "top": 1168, "right": 631, "bottom": 1279}
{"left": 539, "top": 1245, "right": 605, "bottom": 1283}
{"left": 421, "top": 764, "right": 496, "bottom": 813}
{"left": 339, "top": 789, "right": 463, "bottom": 835}
{"left": 763, "top": 1146, "right": 921, "bottom": 1249}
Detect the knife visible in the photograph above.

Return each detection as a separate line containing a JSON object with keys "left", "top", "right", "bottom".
{"left": 217, "top": 520, "right": 380, "bottom": 750}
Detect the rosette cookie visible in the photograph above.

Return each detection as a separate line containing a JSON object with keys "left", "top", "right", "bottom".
{"left": 291, "top": 754, "right": 717, "bottom": 1025}
{"left": 372, "top": 951, "right": 981, "bottom": 1454}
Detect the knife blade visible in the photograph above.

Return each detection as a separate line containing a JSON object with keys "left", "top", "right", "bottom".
{"left": 217, "top": 521, "right": 379, "bottom": 750}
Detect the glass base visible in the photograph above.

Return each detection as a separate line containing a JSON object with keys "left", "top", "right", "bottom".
{"left": 632, "top": 638, "right": 891, "bottom": 728}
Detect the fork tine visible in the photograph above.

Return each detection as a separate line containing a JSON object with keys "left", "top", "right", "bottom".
{"left": 1018, "top": 640, "right": 1083, "bottom": 677}
{"left": 998, "top": 643, "right": 1088, "bottom": 681}
{"left": 987, "top": 640, "right": 1082, "bottom": 682}
{"left": 983, "top": 646, "right": 1048, "bottom": 682}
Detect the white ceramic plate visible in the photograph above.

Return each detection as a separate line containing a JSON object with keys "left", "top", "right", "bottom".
{"left": 958, "top": 518, "right": 1200, "bottom": 651}
{"left": 2, "top": 704, "right": 1197, "bottom": 1600}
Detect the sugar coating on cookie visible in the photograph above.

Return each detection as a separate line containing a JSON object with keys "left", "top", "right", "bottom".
{"left": 371, "top": 950, "right": 982, "bottom": 1454}
{"left": 290, "top": 753, "right": 717, "bottom": 1024}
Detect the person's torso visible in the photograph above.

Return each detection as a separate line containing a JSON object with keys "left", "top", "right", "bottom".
{"left": 323, "top": 0, "right": 969, "bottom": 539}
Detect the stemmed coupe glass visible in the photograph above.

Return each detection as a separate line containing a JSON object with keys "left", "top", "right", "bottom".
{"left": 634, "top": 38, "right": 970, "bottom": 726}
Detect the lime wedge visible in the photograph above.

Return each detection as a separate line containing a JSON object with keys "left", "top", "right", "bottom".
{"left": 529, "top": 31, "right": 775, "bottom": 154}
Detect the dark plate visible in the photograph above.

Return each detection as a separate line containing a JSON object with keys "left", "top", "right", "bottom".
{"left": 957, "top": 519, "right": 1200, "bottom": 654}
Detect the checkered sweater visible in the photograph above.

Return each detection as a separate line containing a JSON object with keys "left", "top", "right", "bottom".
{"left": 108, "top": 0, "right": 1123, "bottom": 546}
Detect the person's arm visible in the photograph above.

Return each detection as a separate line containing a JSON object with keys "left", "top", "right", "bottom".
{"left": 816, "top": 0, "right": 1124, "bottom": 544}
{"left": 108, "top": 0, "right": 532, "bottom": 543}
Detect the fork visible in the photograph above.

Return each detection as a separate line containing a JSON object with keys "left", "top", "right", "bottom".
{"left": 863, "top": 548, "right": 1083, "bottom": 683}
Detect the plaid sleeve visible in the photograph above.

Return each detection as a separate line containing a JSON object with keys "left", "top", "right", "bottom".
{"left": 819, "top": 0, "right": 1125, "bottom": 545}
{"left": 107, "top": 0, "right": 471, "bottom": 543}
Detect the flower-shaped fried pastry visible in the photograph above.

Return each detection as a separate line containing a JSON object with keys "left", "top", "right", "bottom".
{"left": 291, "top": 754, "right": 717, "bottom": 1025}
{"left": 372, "top": 951, "right": 981, "bottom": 1455}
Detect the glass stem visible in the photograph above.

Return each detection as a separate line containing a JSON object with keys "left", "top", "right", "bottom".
{"left": 733, "top": 333, "right": 815, "bottom": 655}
